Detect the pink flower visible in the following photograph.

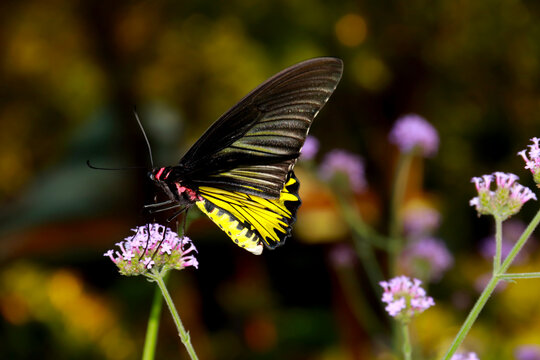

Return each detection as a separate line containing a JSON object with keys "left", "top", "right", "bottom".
{"left": 300, "top": 135, "right": 320, "bottom": 161}
{"left": 403, "top": 202, "right": 441, "bottom": 236}
{"left": 379, "top": 276, "right": 434, "bottom": 322}
{"left": 388, "top": 114, "right": 439, "bottom": 157}
{"left": 518, "top": 137, "right": 540, "bottom": 185}
{"left": 451, "top": 352, "right": 479, "bottom": 360}
{"left": 104, "top": 223, "right": 198, "bottom": 276}
{"left": 515, "top": 345, "right": 540, "bottom": 360}
{"left": 470, "top": 172, "right": 536, "bottom": 220}
{"left": 400, "top": 237, "right": 454, "bottom": 282}
{"left": 319, "top": 149, "right": 367, "bottom": 193}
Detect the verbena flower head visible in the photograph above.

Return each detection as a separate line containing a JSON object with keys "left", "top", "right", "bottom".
{"left": 104, "top": 223, "right": 198, "bottom": 276}
{"left": 300, "top": 135, "right": 320, "bottom": 161}
{"left": 319, "top": 149, "right": 367, "bottom": 193}
{"left": 470, "top": 172, "right": 536, "bottom": 221}
{"left": 515, "top": 345, "right": 540, "bottom": 360}
{"left": 450, "top": 352, "right": 480, "bottom": 360}
{"left": 388, "top": 114, "right": 439, "bottom": 157}
{"left": 518, "top": 137, "right": 540, "bottom": 186}
{"left": 379, "top": 275, "right": 434, "bottom": 323}
{"left": 403, "top": 200, "right": 441, "bottom": 236}
{"left": 401, "top": 237, "right": 453, "bottom": 282}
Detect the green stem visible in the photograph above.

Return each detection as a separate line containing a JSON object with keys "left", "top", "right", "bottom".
{"left": 388, "top": 151, "right": 414, "bottom": 355}
{"left": 442, "top": 208, "right": 540, "bottom": 360}
{"left": 333, "top": 190, "right": 386, "bottom": 293}
{"left": 500, "top": 208, "right": 540, "bottom": 272}
{"left": 499, "top": 272, "right": 540, "bottom": 279}
{"left": 494, "top": 217, "right": 503, "bottom": 273}
{"left": 147, "top": 271, "right": 199, "bottom": 360}
{"left": 441, "top": 275, "right": 499, "bottom": 360}
{"left": 499, "top": 272, "right": 540, "bottom": 280}
{"left": 389, "top": 152, "right": 414, "bottom": 275}
{"left": 335, "top": 264, "right": 385, "bottom": 336}
{"left": 401, "top": 322, "right": 412, "bottom": 360}
{"left": 142, "top": 282, "right": 165, "bottom": 360}
{"left": 334, "top": 190, "right": 389, "bottom": 250}
{"left": 351, "top": 234, "right": 385, "bottom": 293}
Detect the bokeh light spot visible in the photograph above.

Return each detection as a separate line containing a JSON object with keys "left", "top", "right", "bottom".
{"left": 0, "top": 293, "right": 29, "bottom": 325}
{"left": 335, "top": 14, "right": 367, "bottom": 47}
{"left": 244, "top": 314, "right": 277, "bottom": 352}
{"left": 48, "top": 269, "right": 82, "bottom": 308}
{"left": 351, "top": 52, "right": 391, "bottom": 91}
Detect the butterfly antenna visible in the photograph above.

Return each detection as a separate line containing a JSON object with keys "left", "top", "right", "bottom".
{"left": 133, "top": 109, "right": 154, "bottom": 168}
{"left": 86, "top": 160, "right": 146, "bottom": 171}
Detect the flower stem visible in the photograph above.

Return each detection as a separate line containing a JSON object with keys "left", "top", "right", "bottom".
{"left": 389, "top": 151, "right": 414, "bottom": 275}
{"left": 442, "top": 208, "right": 540, "bottom": 359}
{"left": 401, "top": 322, "right": 412, "bottom": 360}
{"left": 500, "top": 208, "right": 540, "bottom": 272}
{"left": 142, "top": 282, "right": 164, "bottom": 360}
{"left": 499, "top": 272, "right": 540, "bottom": 279}
{"left": 333, "top": 189, "right": 386, "bottom": 292}
{"left": 441, "top": 274, "right": 499, "bottom": 360}
{"left": 494, "top": 217, "right": 503, "bottom": 273}
{"left": 148, "top": 271, "right": 199, "bottom": 360}
{"left": 334, "top": 189, "right": 389, "bottom": 250}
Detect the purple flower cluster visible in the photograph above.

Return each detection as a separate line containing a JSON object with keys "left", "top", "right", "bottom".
{"left": 319, "top": 149, "right": 367, "bottom": 193}
{"left": 518, "top": 137, "right": 540, "bottom": 185}
{"left": 470, "top": 172, "right": 536, "bottom": 220}
{"left": 403, "top": 202, "right": 441, "bottom": 236}
{"left": 515, "top": 345, "right": 540, "bottom": 360}
{"left": 104, "top": 223, "right": 198, "bottom": 276}
{"left": 379, "top": 276, "right": 434, "bottom": 321}
{"left": 388, "top": 114, "right": 439, "bottom": 157}
{"left": 401, "top": 237, "right": 453, "bottom": 282}
{"left": 300, "top": 135, "right": 320, "bottom": 161}
{"left": 450, "top": 352, "right": 479, "bottom": 360}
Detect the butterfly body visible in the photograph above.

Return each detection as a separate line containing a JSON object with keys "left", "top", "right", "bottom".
{"left": 149, "top": 57, "right": 343, "bottom": 254}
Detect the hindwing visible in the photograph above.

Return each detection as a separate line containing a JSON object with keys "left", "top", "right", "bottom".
{"left": 195, "top": 172, "right": 301, "bottom": 254}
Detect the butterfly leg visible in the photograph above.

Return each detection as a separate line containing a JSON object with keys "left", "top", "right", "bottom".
{"left": 151, "top": 224, "right": 169, "bottom": 260}
{"left": 181, "top": 208, "right": 189, "bottom": 237}
{"left": 147, "top": 203, "right": 183, "bottom": 214}
{"left": 166, "top": 206, "right": 188, "bottom": 223}
{"left": 144, "top": 199, "right": 175, "bottom": 208}
{"left": 139, "top": 223, "right": 152, "bottom": 260}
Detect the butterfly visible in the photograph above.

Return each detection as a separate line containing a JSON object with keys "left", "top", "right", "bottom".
{"left": 148, "top": 57, "right": 343, "bottom": 254}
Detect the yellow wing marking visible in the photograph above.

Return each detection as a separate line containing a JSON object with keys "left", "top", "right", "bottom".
{"left": 195, "top": 201, "right": 263, "bottom": 254}
{"left": 195, "top": 175, "right": 300, "bottom": 254}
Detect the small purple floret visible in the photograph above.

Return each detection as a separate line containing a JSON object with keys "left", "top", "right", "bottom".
{"left": 379, "top": 275, "right": 434, "bottom": 320}
{"left": 388, "top": 114, "right": 439, "bottom": 157}
{"left": 515, "top": 345, "right": 540, "bottom": 360}
{"left": 319, "top": 149, "right": 367, "bottom": 193}
{"left": 104, "top": 223, "right": 198, "bottom": 276}
{"left": 300, "top": 135, "right": 320, "bottom": 161}
{"left": 450, "top": 352, "right": 480, "bottom": 360}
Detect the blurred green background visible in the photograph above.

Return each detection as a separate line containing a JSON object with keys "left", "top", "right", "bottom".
{"left": 2, "top": 0, "right": 540, "bottom": 359}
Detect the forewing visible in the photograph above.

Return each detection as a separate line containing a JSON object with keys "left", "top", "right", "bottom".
{"left": 180, "top": 57, "right": 343, "bottom": 198}
{"left": 195, "top": 172, "right": 301, "bottom": 254}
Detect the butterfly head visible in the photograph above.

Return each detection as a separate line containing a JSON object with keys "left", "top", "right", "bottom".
{"left": 149, "top": 166, "right": 176, "bottom": 199}
{"left": 149, "top": 166, "right": 173, "bottom": 182}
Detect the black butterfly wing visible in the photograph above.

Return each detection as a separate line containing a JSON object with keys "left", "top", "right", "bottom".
{"left": 178, "top": 57, "right": 344, "bottom": 198}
